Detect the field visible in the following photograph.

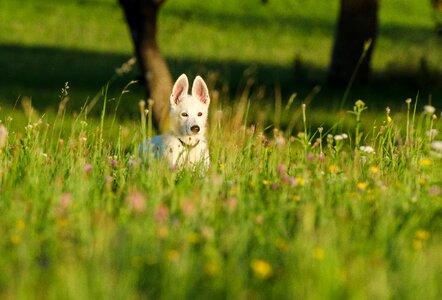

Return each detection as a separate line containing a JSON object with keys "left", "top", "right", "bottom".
{"left": 1, "top": 0, "right": 442, "bottom": 299}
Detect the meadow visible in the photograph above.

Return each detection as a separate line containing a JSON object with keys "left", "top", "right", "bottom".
{"left": 1, "top": 0, "right": 442, "bottom": 299}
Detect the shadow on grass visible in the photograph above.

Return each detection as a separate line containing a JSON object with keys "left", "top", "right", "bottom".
{"left": 0, "top": 44, "right": 441, "bottom": 117}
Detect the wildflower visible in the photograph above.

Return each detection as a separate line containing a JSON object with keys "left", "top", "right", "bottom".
{"left": 334, "top": 134, "right": 347, "bottom": 141}
{"left": 251, "top": 259, "right": 272, "bottom": 279}
{"left": 369, "top": 166, "right": 380, "bottom": 174}
{"left": 276, "top": 164, "right": 287, "bottom": 176}
{"left": 359, "top": 145, "right": 375, "bottom": 154}
{"left": 262, "top": 179, "right": 272, "bottom": 185}
{"left": 84, "top": 163, "right": 93, "bottom": 173}
{"left": 275, "top": 238, "right": 289, "bottom": 253}
{"left": 157, "top": 226, "right": 169, "bottom": 239}
{"left": 313, "top": 247, "right": 325, "bottom": 261}
{"left": 419, "top": 158, "right": 432, "bottom": 166}
{"left": 424, "top": 105, "right": 436, "bottom": 115}
{"left": 126, "top": 191, "right": 146, "bottom": 213}
{"left": 10, "top": 234, "right": 21, "bottom": 245}
{"left": 328, "top": 165, "right": 339, "bottom": 173}
{"left": 428, "top": 186, "right": 441, "bottom": 197}
{"left": 55, "top": 192, "right": 73, "bottom": 215}
{"left": 154, "top": 204, "right": 169, "bottom": 223}
{"left": 166, "top": 250, "right": 180, "bottom": 262}
{"left": 282, "top": 175, "right": 298, "bottom": 186}
{"left": 431, "top": 141, "right": 442, "bottom": 151}
{"left": 0, "top": 124, "right": 8, "bottom": 150}
{"left": 204, "top": 261, "right": 220, "bottom": 276}
{"left": 357, "top": 182, "right": 368, "bottom": 191}
{"left": 415, "top": 229, "right": 430, "bottom": 240}
{"left": 426, "top": 129, "right": 438, "bottom": 139}
{"left": 17, "top": 220, "right": 26, "bottom": 231}
{"left": 296, "top": 177, "right": 305, "bottom": 186}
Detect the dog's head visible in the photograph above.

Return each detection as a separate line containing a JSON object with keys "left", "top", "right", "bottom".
{"left": 169, "top": 74, "right": 210, "bottom": 146}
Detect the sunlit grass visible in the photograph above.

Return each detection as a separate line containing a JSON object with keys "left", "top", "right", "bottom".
{"left": 0, "top": 82, "right": 441, "bottom": 298}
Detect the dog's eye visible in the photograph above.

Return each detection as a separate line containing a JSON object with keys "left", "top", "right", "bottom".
{"left": 181, "top": 112, "right": 188, "bottom": 117}
{"left": 198, "top": 112, "right": 203, "bottom": 117}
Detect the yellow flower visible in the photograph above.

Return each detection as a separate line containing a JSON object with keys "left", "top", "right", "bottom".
{"left": 387, "top": 115, "right": 392, "bottom": 124}
{"left": 16, "top": 220, "right": 26, "bottom": 231}
{"left": 262, "top": 179, "right": 272, "bottom": 185}
{"left": 187, "top": 232, "right": 200, "bottom": 244}
{"left": 275, "top": 238, "right": 289, "bottom": 253}
{"left": 419, "top": 158, "right": 432, "bottom": 167}
{"left": 296, "top": 177, "right": 305, "bottom": 186}
{"left": 418, "top": 177, "right": 428, "bottom": 186}
{"left": 166, "top": 250, "right": 180, "bottom": 262}
{"left": 313, "top": 247, "right": 325, "bottom": 261}
{"left": 328, "top": 165, "right": 339, "bottom": 173}
{"left": 369, "top": 166, "right": 379, "bottom": 174}
{"left": 357, "top": 182, "right": 368, "bottom": 191}
{"left": 251, "top": 259, "right": 272, "bottom": 279}
{"left": 10, "top": 234, "right": 21, "bottom": 245}
{"left": 415, "top": 229, "right": 430, "bottom": 240}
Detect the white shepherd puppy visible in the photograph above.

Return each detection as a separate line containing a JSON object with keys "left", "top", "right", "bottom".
{"left": 140, "top": 74, "right": 210, "bottom": 169}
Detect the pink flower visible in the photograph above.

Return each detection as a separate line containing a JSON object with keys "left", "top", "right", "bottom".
{"left": 276, "top": 164, "right": 287, "bottom": 176}
{"left": 227, "top": 198, "right": 237, "bottom": 211}
{"left": 126, "top": 191, "right": 146, "bottom": 214}
{"left": 84, "top": 163, "right": 93, "bottom": 173}
{"left": 55, "top": 192, "right": 72, "bottom": 215}
{"left": 154, "top": 204, "right": 169, "bottom": 223}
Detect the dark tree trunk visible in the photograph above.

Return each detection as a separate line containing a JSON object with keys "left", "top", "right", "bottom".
{"left": 119, "top": 0, "right": 172, "bottom": 132}
{"left": 328, "top": 0, "right": 379, "bottom": 85}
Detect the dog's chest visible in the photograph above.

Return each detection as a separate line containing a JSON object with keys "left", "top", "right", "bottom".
{"left": 163, "top": 136, "right": 209, "bottom": 166}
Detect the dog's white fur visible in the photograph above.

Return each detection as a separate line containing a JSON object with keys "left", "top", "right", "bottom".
{"left": 140, "top": 74, "right": 210, "bottom": 169}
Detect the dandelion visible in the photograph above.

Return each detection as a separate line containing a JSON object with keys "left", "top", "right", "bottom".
{"left": 359, "top": 145, "right": 375, "bottom": 154}
{"left": 251, "top": 259, "right": 272, "bottom": 279}
{"left": 328, "top": 165, "right": 339, "bottom": 173}
{"left": 357, "top": 182, "right": 368, "bottom": 191}
{"left": 126, "top": 191, "right": 146, "bottom": 214}
{"left": 369, "top": 166, "right": 380, "bottom": 174}
{"left": 313, "top": 247, "right": 325, "bottom": 261}
{"left": 419, "top": 158, "right": 432, "bottom": 166}
{"left": 424, "top": 105, "right": 436, "bottom": 115}
{"left": 415, "top": 229, "right": 430, "bottom": 240}
{"left": 262, "top": 179, "right": 272, "bottom": 185}
{"left": 10, "top": 234, "right": 21, "bottom": 245}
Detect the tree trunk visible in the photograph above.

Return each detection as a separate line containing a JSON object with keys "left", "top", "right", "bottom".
{"left": 328, "top": 0, "right": 379, "bottom": 85}
{"left": 119, "top": 0, "right": 172, "bottom": 133}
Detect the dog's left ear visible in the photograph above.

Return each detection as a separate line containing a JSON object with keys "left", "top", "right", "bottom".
{"left": 192, "top": 76, "right": 210, "bottom": 105}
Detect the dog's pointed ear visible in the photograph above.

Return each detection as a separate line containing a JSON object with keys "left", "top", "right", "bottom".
{"left": 192, "top": 76, "right": 210, "bottom": 105}
{"left": 170, "top": 74, "right": 189, "bottom": 107}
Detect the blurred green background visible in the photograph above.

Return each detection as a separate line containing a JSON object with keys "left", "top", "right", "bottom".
{"left": 0, "top": 0, "right": 441, "bottom": 117}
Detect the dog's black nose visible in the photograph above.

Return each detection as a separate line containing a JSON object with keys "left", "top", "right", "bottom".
{"left": 190, "top": 125, "right": 200, "bottom": 134}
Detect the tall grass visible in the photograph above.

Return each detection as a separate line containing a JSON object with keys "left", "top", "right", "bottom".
{"left": 0, "top": 82, "right": 441, "bottom": 299}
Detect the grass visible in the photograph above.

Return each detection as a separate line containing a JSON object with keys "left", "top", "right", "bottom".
{"left": 1, "top": 90, "right": 442, "bottom": 298}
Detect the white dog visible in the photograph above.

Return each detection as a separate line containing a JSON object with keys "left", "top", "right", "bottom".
{"left": 140, "top": 74, "right": 210, "bottom": 169}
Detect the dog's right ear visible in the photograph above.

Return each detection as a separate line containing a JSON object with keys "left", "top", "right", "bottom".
{"left": 170, "top": 74, "right": 189, "bottom": 107}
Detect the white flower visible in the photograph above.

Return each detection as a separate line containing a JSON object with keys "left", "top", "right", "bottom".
{"left": 0, "top": 124, "right": 8, "bottom": 149}
{"left": 426, "top": 129, "right": 438, "bottom": 139}
{"left": 431, "top": 141, "right": 442, "bottom": 152}
{"left": 342, "top": 133, "right": 348, "bottom": 139}
{"left": 334, "top": 135, "right": 343, "bottom": 141}
{"left": 359, "top": 146, "right": 375, "bottom": 154}
{"left": 424, "top": 105, "right": 436, "bottom": 115}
